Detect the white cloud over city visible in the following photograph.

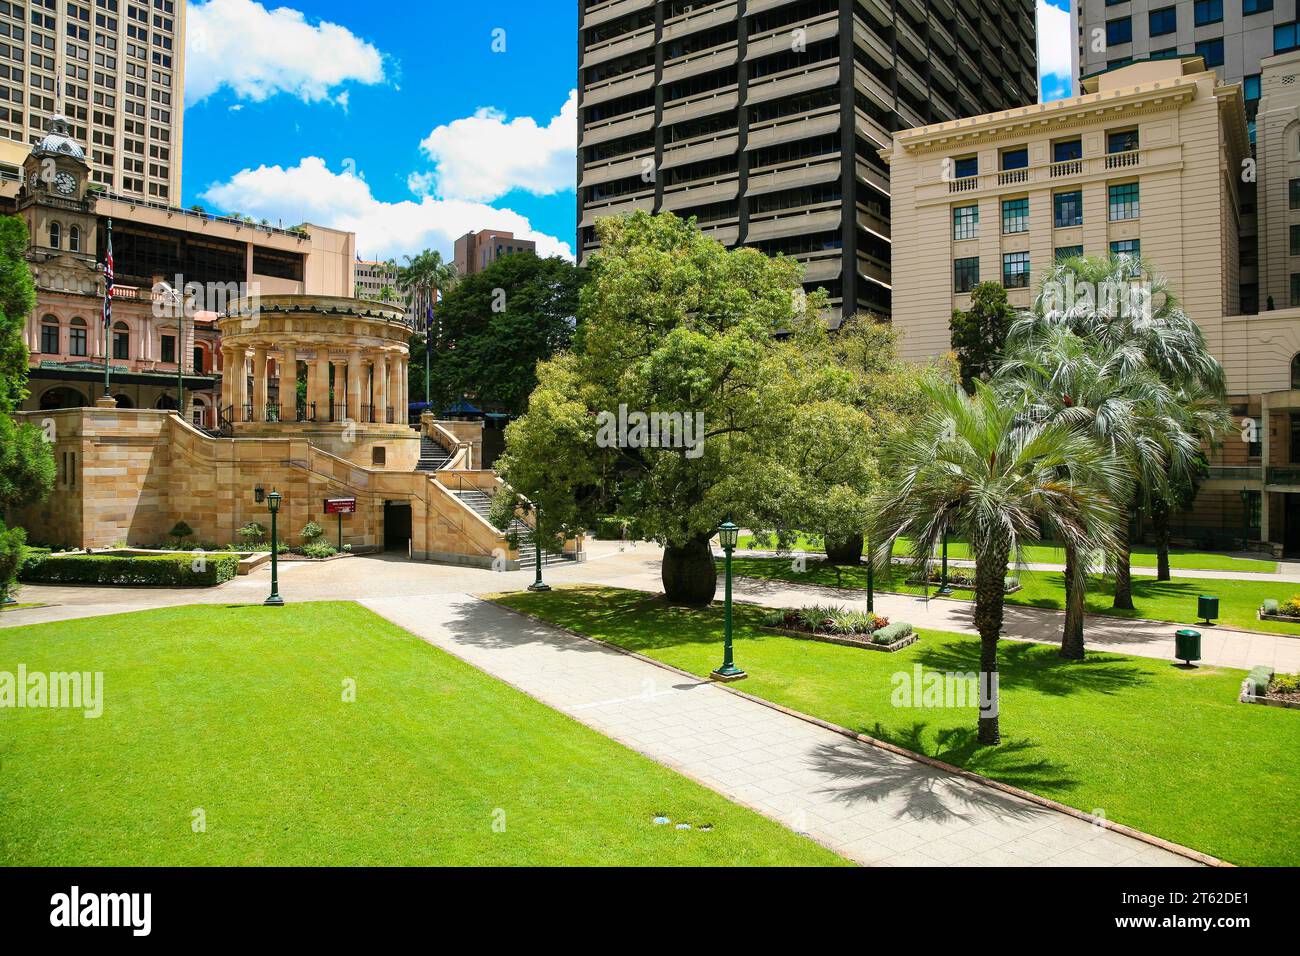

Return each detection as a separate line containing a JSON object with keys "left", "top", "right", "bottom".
{"left": 1037, "top": 0, "right": 1074, "bottom": 102}
{"left": 201, "top": 156, "right": 573, "bottom": 262}
{"left": 415, "top": 90, "right": 578, "bottom": 202}
{"left": 186, "top": 0, "right": 386, "bottom": 105}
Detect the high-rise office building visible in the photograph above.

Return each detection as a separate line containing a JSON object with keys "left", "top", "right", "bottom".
{"left": 453, "top": 229, "right": 537, "bottom": 276}
{"left": 576, "top": 0, "right": 1039, "bottom": 324}
{"left": 0, "top": 0, "right": 186, "bottom": 202}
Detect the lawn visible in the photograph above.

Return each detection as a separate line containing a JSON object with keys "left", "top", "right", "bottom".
{"left": 494, "top": 586, "right": 1300, "bottom": 867}
{"left": 740, "top": 534, "right": 1277, "bottom": 574}
{"left": 0, "top": 602, "right": 844, "bottom": 867}
{"left": 730, "top": 556, "right": 1300, "bottom": 637}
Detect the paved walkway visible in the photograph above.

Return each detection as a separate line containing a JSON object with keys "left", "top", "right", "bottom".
{"left": 362, "top": 593, "right": 1201, "bottom": 868}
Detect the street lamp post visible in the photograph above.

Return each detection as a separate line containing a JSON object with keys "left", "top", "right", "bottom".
{"left": 712, "top": 520, "right": 746, "bottom": 682}
{"left": 865, "top": 533, "right": 874, "bottom": 614}
{"left": 526, "top": 508, "right": 551, "bottom": 593}
{"left": 265, "top": 489, "right": 284, "bottom": 607}
{"left": 937, "top": 528, "right": 952, "bottom": 596}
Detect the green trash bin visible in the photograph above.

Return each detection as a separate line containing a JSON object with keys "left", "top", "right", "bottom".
{"left": 1175, "top": 628, "right": 1202, "bottom": 666}
{"left": 1198, "top": 594, "right": 1219, "bottom": 624}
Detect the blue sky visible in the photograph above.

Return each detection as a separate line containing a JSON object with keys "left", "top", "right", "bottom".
{"left": 182, "top": 0, "right": 1075, "bottom": 263}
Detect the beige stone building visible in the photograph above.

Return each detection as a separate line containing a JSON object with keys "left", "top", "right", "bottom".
{"left": 885, "top": 55, "right": 1300, "bottom": 555}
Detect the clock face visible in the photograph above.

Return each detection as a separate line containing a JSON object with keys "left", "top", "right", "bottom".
{"left": 53, "top": 172, "right": 76, "bottom": 195}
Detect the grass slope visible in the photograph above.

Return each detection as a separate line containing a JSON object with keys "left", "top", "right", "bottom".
{"left": 0, "top": 602, "right": 844, "bottom": 867}
{"left": 495, "top": 586, "right": 1300, "bottom": 867}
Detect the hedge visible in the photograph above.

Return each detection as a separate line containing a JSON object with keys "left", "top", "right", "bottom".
{"left": 19, "top": 552, "right": 239, "bottom": 587}
{"left": 872, "top": 622, "right": 914, "bottom": 646}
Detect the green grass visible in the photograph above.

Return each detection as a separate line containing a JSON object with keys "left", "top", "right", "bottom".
{"left": 730, "top": 557, "right": 1300, "bottom": 637}
{"left": 495, "top": 586, "right": 1300, "bottom": 867}
{"left": 740, "top": 534, "right": 1277, "bottom": 574}
{"left": 0, "top": 602, "right": 845, "bottom": 867}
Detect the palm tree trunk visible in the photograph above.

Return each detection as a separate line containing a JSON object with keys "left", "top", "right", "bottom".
{"left": 1152, "top": 500, "right": 1172, "bottom": 582}
{"left": 1112, "top": 507, "right": 1135, "bottom": 610}
{"left": 1061, "top": 540, "right": 1086, "bottom": 659}
{"left": 973, "top": 538, "right": 1010, "bottom": 746}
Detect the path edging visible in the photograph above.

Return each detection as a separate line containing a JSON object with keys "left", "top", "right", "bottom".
{"left": 486, "top": 595, "right": 1231, "bottom": 869}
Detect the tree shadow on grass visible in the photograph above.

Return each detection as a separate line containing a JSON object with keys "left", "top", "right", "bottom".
{"left": 804, "top": 724, "right": 1077, "bottom": 825}
{"left": 911, "top": 639, "right": 1150, "bottom": 699}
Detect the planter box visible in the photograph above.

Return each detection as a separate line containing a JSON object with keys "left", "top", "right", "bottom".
{"left": 905, "top": 577, "right": 1023, "bottom": 594}
{"left": 1257, "top": 608, "right": 1300, "bottom": 625}
{"left": 1241, "top": 692, "right": 1300, "bottom": 711}
{"left": 761, "top": 625, "right": 919, "bottom": 653}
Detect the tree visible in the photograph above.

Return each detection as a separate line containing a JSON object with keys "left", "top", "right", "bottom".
{"left": 431, "top": 252, "right": 583, "bottom": 416}
{"left": 872, "top": 381, "right": 1122, "bottom": 743}
{"left": 1014, "top": 254, "right": 1228, "bottom": 610}
{"left": 495, "top": 211, "right": 830, "bottom": 605}
{"left": 950, "top": 281, "right": 1012, "bottom": 393}
{"left": 398, "top": 249, "right": 458, "bottom": 406}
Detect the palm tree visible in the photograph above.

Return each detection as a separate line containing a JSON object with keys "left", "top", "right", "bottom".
{"left": 997, "top": 326, "right": 1189, "bottom": 657}
{"left": 872, "top": 380, "right": 1123, "bottom": 744}
{"left": 398, "top": 250, "right": 459, "bottom": 405}
{"left": 1013, "top": 254, "right": 1228, "bottom": 610}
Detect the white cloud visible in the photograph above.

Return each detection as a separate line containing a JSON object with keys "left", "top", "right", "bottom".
{"left": 1037, "top": 0, "right": 1075, "bottom": 101}
{"left": 201, "top": 157, "right": 573, "bottom": 262}
{"left": 416, "top": 90, "right": 577, "bottom": 202}
{"left": 186, "top": 0, "right": 385, "bottom": 105}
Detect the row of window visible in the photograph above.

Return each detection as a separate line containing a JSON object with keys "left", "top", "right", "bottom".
{"left": 954, "top": 242, "right": 1141, "bottom": 294}
{"left": 952, "top": 183, "right": 1140, "bottom": 241}
{"left": 952, "top": 130, "right": 1137, "bottom": 180}
{"left": 38, "top": 314, "right": 202, "bottom": 367}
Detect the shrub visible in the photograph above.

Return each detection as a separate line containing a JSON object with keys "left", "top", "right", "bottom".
{"left": 1248, "top": 665, "right": 1274, "bottom": 697}
{"left": 299, "top": 540, "right": 337, "bottom": 559}
{"left": 19, "top": 553, "right": 239, "bottom": 587}
{"left": 1279, "top": 595, "right": 1300, "bottom": 617}
{"left": 168, "top": 520, "right": 195, "bottom": 547}
{"left": 872, "top": 622, "right": 914, "bottom": 646}
{"left": 760, "top": 608, "right": 787, "bottom": 628}
{"left": 301, "top": 521, "right": 324, "bottom": 544}
{"left": 0, "top": 522, "right": 26, "bottom": 602}
{"left": 237, "top": 523, "right": 269, "bottom": 548}
{"left": 1263, "top": 599, "right": 1280, "bottom": 615}
{"left": 1270, "top": 672, "right": 1299, "bottom": 695}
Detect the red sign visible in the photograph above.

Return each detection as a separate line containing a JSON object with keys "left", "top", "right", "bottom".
{"left": 324, "top": 498, "right": 357, "bottom": 515}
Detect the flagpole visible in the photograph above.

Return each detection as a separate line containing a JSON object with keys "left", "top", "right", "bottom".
{"left": 103, "top": 218, "right": 113, "bottom": 397}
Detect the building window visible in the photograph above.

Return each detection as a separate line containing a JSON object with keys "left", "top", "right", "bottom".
{"left": 1292, "top": 225, "right": 1300, "bottom": 256}
{"left": 1276, "top": 22, "right": 1300, "bottom": 54}
{"left": 193, "top": 346, "right": 205, "bottom": 374}
{"left": 1003, "top": 252, "right": 1030, "bottom": 289}
{"left": 1107, "top": 129, "right": 1139, "bottom": 154}
{"left": 68, "top": 225, "right": 80, "bottom": 253}
{"left": 1106, "top": 18, "right": 1132, "bottom": 46}
{"left": 1053, "top": 139, "right": 1083, "bottom": 163}
{"left": 1109, "top": 182, "right": 1140, "bottom": 221}
{"left": 953, "top": 205, "right": 979, "bottom": 241}
{"left": 1292, "top": 273, "right": 1300, "bottom": 307}
{"left": 1291, "top": 179, "right": 1300, "bottom": 209}
{"left": 1053, "top": 191, "right": 1083, "bottom": 228}
{"left": 1151, "top": 48, "right": 1179, "bottom": 59}
{"left": 1194, "top": 0, "right": 1223, "bottom": 27}
{"left": 49, "top": 221, "right": 60, "bottom": 248}
{"left": 160, "top": 334, "right": 175, "bottom": 363}
{"left": 1001, "top": 147, "right": 1028, "bottom": 171}
{"left": 69, "top": 318, "right": 87, "bottom": 357}
{"left": 1149, "top": 7, "right": 1177, "bottom": 36}
{"left": 1244, "top": 74, "right": 1261, "bottom": 103}
{"left": 1243, "top": 0, "right": 1274, "bottom": 15}
{"left": 1111, "top": 239, "right": 1142, "bottom": 267}
{"left": 40, "top": 317, "right": 59, "bottom": 354}
{"left": 112, "top": 321, "right": 129, "bottom": 360}
{"left": 954, "top": 257, "right": 980, "bottom": 293}
{"left": 953, "top": 155, "right": 978, "bottom": 179}
{"left": 1055, "top": 246, "right": 1084, "bottom": 261}
{"left": 1196, "top": 38, "right": 1225, "bottom": 67}
{"left": 1001, "top": 197, "right": 1029, "bottom": 234}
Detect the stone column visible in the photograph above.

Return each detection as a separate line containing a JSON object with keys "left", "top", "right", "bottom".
{"left": 347, "top": 348, "right": 362, "bottom": 421}
{"left": 220, "top": 347, "right": 232, "bottom": 411}
{"left": 315, "top": 352, "right": 330, "bottom": 420}
{"left": 332, "top": 358, "right": 349, "bottom": 421}
{"left": 252, "top": 346, "right": 268, "bottom": 422}
{"left": 281, "top": 345, "right": 297, "bottom": 418}
{"left": 231, "top": 348, "right": 246, "bottom": 420}
{"left": 375, "top": 352, "right": 389, "bottom": 423}
{"left": 395, "top": 356, "right": 406, "bottom": 423}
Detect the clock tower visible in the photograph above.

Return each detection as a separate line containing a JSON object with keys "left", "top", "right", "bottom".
{"left": 19, "top": 114, "right": 99, "bottom": 271}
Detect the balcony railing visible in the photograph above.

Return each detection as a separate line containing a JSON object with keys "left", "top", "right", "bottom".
{"left": 1104, "top": 149, "right": 1140, "bottom": 170}
{"left": 937, "top": 149, "right": 1146, "bottom": 198}
{"left": 948, "top": 175, "right": 979, "bottom": 194}
{"left": 997, "top": 168, "right": 1029, "bottom": 187}
{"left": 1050, "top": 159, "right": 1083, "bottom": 177}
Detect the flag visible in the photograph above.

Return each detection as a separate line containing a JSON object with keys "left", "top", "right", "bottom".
{"left": 103, "top": 220, "right": 114, "bottom": 330}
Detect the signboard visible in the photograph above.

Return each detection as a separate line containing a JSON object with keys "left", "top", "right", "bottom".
{"left": 324, "top": 498, "right": 357, "bottom": 515}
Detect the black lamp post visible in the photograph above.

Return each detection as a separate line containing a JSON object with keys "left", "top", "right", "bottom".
{"left": 865, "top": 533, "right": 874, "bottom": 613}
{"left": 712, "top": 520, "right": 746, "bottom": 682}
{"left": 265, "top": 489, "right": 284, "bottom": 607}
{"left": 937, "top": 528, "right": 953, "bottom": 596}
{"left": 526, "top": 508, "right": 551, "bottom": 593}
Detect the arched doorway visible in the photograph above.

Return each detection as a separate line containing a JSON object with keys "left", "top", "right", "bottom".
{"left": 113, "top": 394, "right": 134, "bottom": 409}
{"left": 39, "top": 386, "right": 88, "bottom": 410}
{"left": 155, "top": 395, "right": 178, "bottom": 410}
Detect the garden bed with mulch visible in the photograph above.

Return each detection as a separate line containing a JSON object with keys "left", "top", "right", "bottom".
{"left": 759, "top": 606, "right": 917, "bottom": 652}
{"left": 1241, "top": 666, "right": 1300, "bottom": 710}
{"left": 1256, "top": 607, "right": 1300, "bottom": 625}
{"left": 905, "top": 572, "right": 1023, "bottom": 594}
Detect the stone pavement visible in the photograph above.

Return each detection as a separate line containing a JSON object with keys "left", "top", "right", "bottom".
{"left": 362, "top": 593, "right": 1202, "bottom": 868}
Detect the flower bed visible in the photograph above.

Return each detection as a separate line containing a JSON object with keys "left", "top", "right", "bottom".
{"left": 904, "top": 568, "right": 1023, "bottom": 593}
{"left": 1241, "top": 666, "right": 1300, "bottom": 710}
{"left": 1257, "top": 597, "right": 1300, "bottom": 624}
{"left": 759, "top": 605, "right": 917, "bottom": 652}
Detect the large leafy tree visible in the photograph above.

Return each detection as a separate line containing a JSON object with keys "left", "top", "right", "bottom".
{"left": 495, "top": 211, "right": 834, "bottom": 605}
{"left": 950, "top": 281, "right": 1012, "bottom": 394}
{"left": 430, "top": 252, "right": 582, "bottom": 415}
{"left": 1012, "top": 254, "right": 1229, "bottom": 610}
{"left": 399, "top": 249, "right": 458, "bottom": 407}
{"left": 872, "top": 381, "right": 1122, "bottom": 744}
